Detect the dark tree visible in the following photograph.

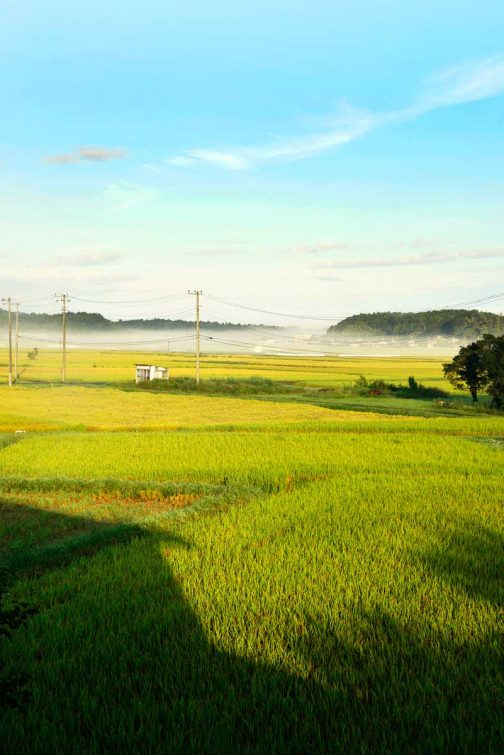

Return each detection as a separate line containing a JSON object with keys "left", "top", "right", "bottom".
{"left": 443, "top": 339, "right": 490, "bottom": 402}
{"left": 443, "top": 334, "right": 504, "bottom": 406}
{"left": 482, "top": 334, "right": 504, "bottom": 408}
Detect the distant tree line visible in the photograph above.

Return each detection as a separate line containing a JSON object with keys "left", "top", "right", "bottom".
{"left": 328, "top": 309, "right": 504, "bottom": 338}
{"left": 0, "top": 310, "right": 278, "bottom": 332}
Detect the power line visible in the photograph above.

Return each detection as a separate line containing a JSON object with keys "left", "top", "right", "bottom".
{"left": 201, "top": 334, "right": 339, "bottom": 355}
{"left": 19, "top": 334, "right": 196, "bottom": 346}
{"left": 70, "top": 293, "right": 187, "bottom": 305}
{"left": 206, "top": 294, "right": 346, "bottom": 321}
{"left": 200, "top": 308, "right": 450, "bottom": 346}
{"left": 88, "top": 308, "right": 198, "bottom": 321}
{"left": 439, "top": 291, "right": 504, "bottom": 310}
{"left": 207, "top": 291, "right": 504, "bottom": 323}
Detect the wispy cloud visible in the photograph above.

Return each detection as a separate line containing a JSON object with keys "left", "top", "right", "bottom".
{"left": 297, "top": 239, "right": 438, "bottom": 255}
{"left": 166, "top": 156, "right": 197, "bottom": 167}
{"left": 46, "top": 247, "right": 124, "bottom": 267}
{"left": 297, "top": 241, "right": 351, "bottom": 254}
{"left": 313, "top": 248, "right": 504, "bottom": 270}
{"left": 101, "top": 182, "right": 158, "bottom": 212}
{"left": 43, "top": 146, "right": 127, "bottom": 164}
{"left": 167, "top": 54, "right": 504, "bottom": 170}
{"left": 314, "top": 274, "right": 344, "bottom": 283}
{"left": 44, "top": 153, "right": 80, "bottom": 165}
{"left": 178, "top": 121, "right": 371, "bottom": 170}
{"left": 396, "top": 239, "right": 438, "bottom": 249}
{"left": 188, "top": 247, "right": 243, "bottom": 257}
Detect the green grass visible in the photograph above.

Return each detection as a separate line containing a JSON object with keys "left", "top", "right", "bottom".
{"left": 0, "top": 352, "right": 502, "bottom": 751}
{"left": 138, "top": 375, "right": 296, "bottom": 394}
{"left": 0, "top": 480, "right": 252, "bottom": 580}
{"left": 1, "top": 420, "right": 503, "bottom": 752}
{"left": 135, "top": 374, "right": 497, "bottom": 419}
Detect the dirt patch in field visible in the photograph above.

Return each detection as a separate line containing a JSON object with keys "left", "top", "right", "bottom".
{"left": 90, "top": 490, "right": 200, "bottom": 514}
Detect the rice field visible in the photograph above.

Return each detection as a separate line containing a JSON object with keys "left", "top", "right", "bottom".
{"left": 0, "top": 384, "right": 382, "bottom": 432}
{"left": 0, "top": 347, "right": 452, "bottom": 388}
{"left": 0, "top": 353, "right": 502, "bottom": 752}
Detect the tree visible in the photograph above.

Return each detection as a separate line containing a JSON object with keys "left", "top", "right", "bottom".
{"left": 482, "top": 334, "right": 504, "bottom": 409}
{"left": 442, "top": 337, "right": 491, "bottom": 402}
{"left": 443, "top": 334, "right": 504, "bottom": 407}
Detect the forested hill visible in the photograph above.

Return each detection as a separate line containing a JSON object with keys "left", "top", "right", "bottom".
{"left": 0, "top": 309, "right": 278, "bottom": 331}
{"left": 328, "top": 309, "right": 504, "bottom": 338}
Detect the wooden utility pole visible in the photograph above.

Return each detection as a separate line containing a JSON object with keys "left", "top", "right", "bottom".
{"left": 14, "top": 301, "right": 19, "bottom": 381}
{"left": 2, "top": 297, "right": 13, "bottom": 387}
{"left": 55, "top": 293, "right": 69, "bottom": 382}
{"left": 188, "top": 290, "right": 202, "bottom": 385}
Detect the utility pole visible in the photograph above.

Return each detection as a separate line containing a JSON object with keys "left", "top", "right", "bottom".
{"left": 55, "top": 293, "right": 70, "bottom": 382}
{"left": 188, "top": 290, "right": 202, "bottom": 384}
{"left": 14, "top": 301, "right": 19, "bottom": 381}
{"left": 2, "top": 297, "right": 13, "bottom": 387}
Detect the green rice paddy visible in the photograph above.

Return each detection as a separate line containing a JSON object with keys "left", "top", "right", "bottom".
{"left": 0, "top": 353, "right": 502, "bottom": 752}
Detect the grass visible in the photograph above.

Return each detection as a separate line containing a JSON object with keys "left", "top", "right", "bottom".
{"left": 1, "top": 428, "right": 503, "bottom": 485}
{"left": 0, "top": 384, "right": 382, "bottom": 432}
{"left": 0, "top": 479, "right": 252, "bottom": 579}
{"left": 0, "top": 352, "right": 502, "bottom": 751}
{"left": 1, "top": 348, "right": 454, "bottom": 388}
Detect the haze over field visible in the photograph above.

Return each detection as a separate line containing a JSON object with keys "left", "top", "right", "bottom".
{"left": 11, "top": 326, "right": 465, "bottom": 357}
{"left": 3, "top": 305, "right": 503, "bottom": 357}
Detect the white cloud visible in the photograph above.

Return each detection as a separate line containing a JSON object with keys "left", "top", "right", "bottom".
{"left": 173, "top": 119, "right": 371, "bottom": 170}
{"left": 166, "top": 156, "right": 196, "bottom": 167}
{"left": 313, "top": 248, "right": 504, "bottom": 270}
{"left": 414, "top": 54, "right": 504, "bottom": 111}
{"left": 48, "top": 251, "right": 124, "bottom": 267}
{"left": 79, "top": 146, "right": 126, "bottom": 161}
{"left": 167, "top": 54, "right": 504, "bottom": 170}
{"left": 43, "top": 146, "right": 127, "bottom": 164}
{"left": 43, "top": 153, "right": 80, "bottom": 165}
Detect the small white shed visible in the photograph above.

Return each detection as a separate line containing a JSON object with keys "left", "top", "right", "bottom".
{"left": 135, "top": 364, "right": 169, "bottom": 384}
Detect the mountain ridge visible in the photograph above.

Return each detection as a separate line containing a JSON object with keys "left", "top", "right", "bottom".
{"left": 0, "top": 309, "right": 279, "bottom": 332}
{"left": 328, "top": 309, "right": 504, "bottom": 338}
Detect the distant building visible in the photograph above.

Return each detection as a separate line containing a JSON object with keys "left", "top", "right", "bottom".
{"left": 135, "top": 364, "right": 169, "bottom": 384}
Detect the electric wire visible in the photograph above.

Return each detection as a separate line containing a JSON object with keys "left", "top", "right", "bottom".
{"left": 19, "top": 334, "right": 196, "bottom": 347}
{"left": 205, "top": 294, "right": 347, "bottom": 321}
{"left": 70, "top": 293, "right": 187, "bottom": 305}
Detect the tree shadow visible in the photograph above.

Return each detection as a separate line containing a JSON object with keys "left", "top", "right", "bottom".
{"left": 1, "top": 502, "right": 503, "bottom": 752}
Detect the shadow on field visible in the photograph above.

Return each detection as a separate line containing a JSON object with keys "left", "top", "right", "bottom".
{"left": 0, "top": 500, "right": 143, "bottom": 580}
{"left": 1, "top": 509, "right": 503, "bottom": 753}
{"left": 419, "top": 520, "right": 504, "bottom": 607}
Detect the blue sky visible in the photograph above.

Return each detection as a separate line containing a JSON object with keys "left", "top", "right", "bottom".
{"left": 2, "top": 0, "right": 504, "bottom": 322}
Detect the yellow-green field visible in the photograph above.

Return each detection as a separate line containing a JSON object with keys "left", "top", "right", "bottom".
{"left": 0, "top": 352, "right": 502, "bottom": 752}
{"left": 1, "top": 348, "right": 452, "bottom": 388}
{"left": 0, "top": 384, "right": 388, "bottom": 432}
{"left": 0, "top": 384, "right": 502, "bottom": 435}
